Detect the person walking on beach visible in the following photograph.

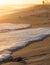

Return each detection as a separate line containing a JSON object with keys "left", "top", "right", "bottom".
{"left": 42, "top": 0, "right": 45, "bottom": 5}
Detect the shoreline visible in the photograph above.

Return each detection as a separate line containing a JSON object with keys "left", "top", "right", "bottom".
{"left": 1, "top": 36, "right": 50, "bottom": 65}
{"left": 0, "top": 4, "right": 50, "bottom": 65}
{"left": 0, "top": 26, "right": 50, "bottom": 65}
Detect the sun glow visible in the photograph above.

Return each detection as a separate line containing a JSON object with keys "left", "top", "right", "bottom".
{"left": 0, "top": 0, "right": 14, "bottom": 6}
{"left": 0, "top": 0, "right": 44, "bottom": 6}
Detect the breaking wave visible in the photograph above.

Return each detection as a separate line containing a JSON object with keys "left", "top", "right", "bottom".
{"left": 0, "top": 23, "right": 50, "bottom": 62}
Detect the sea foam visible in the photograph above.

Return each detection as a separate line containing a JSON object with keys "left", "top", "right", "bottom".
{"left": 0, "top": 23, "right": 31, "bottom": 30}
{"left": 0, "top": 23, "right": 50, "bottom": 62}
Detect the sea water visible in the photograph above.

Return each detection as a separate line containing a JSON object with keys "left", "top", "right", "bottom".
{"left": 0, "top": 23, "right": 50, "bottom": 62}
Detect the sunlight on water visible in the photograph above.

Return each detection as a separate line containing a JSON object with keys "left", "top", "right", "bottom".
{"left": 0, "top": 4, "right": 34, "bottom": 17}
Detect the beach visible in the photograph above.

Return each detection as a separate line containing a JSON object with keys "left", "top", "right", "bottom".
{"left": 0, "top": 4, "right": 50, "bottom": 65}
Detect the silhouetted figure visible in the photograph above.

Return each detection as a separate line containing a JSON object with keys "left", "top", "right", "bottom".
{"left": 42, "top": 0, "right": 45, "bottom": 5}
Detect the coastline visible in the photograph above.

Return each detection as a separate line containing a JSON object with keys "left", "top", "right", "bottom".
{"left": 1, "top": 36, "right": 50, "bottom": 65}
{"left": 0, "top": 4, "right": 50, "bottom": 65}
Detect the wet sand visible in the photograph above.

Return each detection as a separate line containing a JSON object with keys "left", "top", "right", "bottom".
{"left": 0, "top": 4, "right": 50, "bottom": 65}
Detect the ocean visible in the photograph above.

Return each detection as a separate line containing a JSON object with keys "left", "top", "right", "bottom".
{"left": 0, "top": 23, "right": 50, "bottom": 62}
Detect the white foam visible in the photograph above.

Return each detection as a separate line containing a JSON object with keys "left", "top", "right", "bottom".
{"left": 0, "top": 23, "right": 31, "bottom": 31}
{"left": 0, "top": 24, "right": 50, "bottom": 62}
{"left": 0, "top": 51, "right": 11, "bottom": 62}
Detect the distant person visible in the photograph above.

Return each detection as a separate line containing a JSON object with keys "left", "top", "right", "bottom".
{"left": 42, "top": 0, "right": 45, "bottom": 5}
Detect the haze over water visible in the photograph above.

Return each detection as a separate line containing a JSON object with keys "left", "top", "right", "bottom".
{"left": 0, "top": 4, "right": 35, "bottom": 17}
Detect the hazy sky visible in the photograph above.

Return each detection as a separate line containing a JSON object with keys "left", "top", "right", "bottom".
{"left": 15, "top": 0, "right": 50, "bottom": 4}
{"left": 0, "top": 0, "right": 50, "bottom": 6}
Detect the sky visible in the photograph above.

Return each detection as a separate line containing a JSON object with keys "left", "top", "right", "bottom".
{"left": 0, "top": 0, "right": 50, "bottom": 6}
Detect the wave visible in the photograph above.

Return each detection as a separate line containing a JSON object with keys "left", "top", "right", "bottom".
{"left": 0, "top": 23, "right": 50, "bottom": 62}
{"left": 0, "top": 23, "right": 31, "bottom": 33}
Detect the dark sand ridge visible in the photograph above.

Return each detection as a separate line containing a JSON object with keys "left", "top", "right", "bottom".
{"left": 0, "top": 4, "right": 50, "bottom": 65}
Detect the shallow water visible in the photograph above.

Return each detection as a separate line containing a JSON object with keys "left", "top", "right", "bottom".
{"left": 0, "top": 23, "right": 50, "bottom": 62}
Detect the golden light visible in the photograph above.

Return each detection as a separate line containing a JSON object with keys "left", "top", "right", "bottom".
{"left": 0, "top": 0, "right": 5, "bottom": 6}
{"left": 0, "top": 0, "right": 43, "bottom": 6}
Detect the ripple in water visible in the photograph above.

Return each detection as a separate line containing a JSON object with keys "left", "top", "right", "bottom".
{"left": 0, "top": 23, "right": 50, "bottom": 62}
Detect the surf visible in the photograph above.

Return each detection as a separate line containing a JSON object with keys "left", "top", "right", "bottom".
{"left": 0, "top": 23, "right": 50, "bottom": 62}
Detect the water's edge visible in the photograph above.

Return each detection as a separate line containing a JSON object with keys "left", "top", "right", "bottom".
{"left": 0, "top": 23, "right": 50, "bottom": 62}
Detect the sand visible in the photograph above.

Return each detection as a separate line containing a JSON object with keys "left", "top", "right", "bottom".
{"left": 2, "top": 37, "right": 50, "bottom": 65}
{"left": 0, "top": 4, "right": 50, "bottom": 65}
